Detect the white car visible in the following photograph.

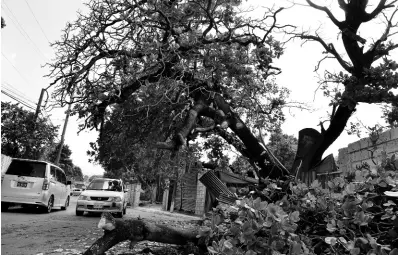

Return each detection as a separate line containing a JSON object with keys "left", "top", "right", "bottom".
{"left": 75, "top": 178, "right": 128, "bottom": 218}
{"left": 1, "top": 158, "right": 71, "bottom": 213}
{"left": 71, "top": 188, "right": 83, "bottom": 196}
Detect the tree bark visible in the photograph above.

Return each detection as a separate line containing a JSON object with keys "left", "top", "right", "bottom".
{"left": 84, "top": 213, "right": 202, "bottom": 255}
{"left": 295, "top": 0, "right": 392, "bottom": 173}
{"left": 157, "top": 90, "right": 289, "bottom": 179}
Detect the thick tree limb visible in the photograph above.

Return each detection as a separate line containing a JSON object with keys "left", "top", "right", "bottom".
{"left": 84, "top": 212, "right": 201, "bottom": 255}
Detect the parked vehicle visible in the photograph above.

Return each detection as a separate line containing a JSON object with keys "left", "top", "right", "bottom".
{"left": 1, "top": 158, "right": 71, "bottom": 213}
{"left": 71, "top": 188, "right": 83, "bottom": 196}
{"left": 76, "top": 178, "right": 128, "bottom": 218}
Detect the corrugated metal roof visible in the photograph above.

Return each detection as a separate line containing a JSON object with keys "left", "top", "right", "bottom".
{"left": 199, "top": 171, "right": 237, "bottom": 205}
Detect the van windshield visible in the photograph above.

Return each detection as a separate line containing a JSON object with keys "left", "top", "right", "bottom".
{"left": 6, "top": 160, "right": 46, "bottom": 178}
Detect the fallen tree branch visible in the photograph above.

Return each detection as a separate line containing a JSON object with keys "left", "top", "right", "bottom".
{"left": 83, "top": 212, "right": 202, "bottom": 255}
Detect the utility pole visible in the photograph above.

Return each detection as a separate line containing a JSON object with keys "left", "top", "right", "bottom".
{"left": 34, "top": 88, "right": 46, "bottom": 122}
{"left": 55, "top": 103, "right": 72, "bottom": 165}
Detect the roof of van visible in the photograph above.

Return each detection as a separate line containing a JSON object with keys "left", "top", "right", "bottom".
{"left": 12, "top": 158, "right": 52, "bottom": 164}
{"left": 11, "top": 158, "right": 66, "bottom": 171}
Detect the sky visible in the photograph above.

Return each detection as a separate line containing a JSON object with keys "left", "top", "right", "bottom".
{"left": 1, "top": 0, "right": 397, "bottom": 176}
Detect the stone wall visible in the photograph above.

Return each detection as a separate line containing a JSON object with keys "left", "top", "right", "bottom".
{"left": 337, "top": 127, "right": 398, "bottom": 174}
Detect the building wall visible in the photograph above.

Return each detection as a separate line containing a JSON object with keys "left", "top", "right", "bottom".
{"left": 195, "top": 170, "right": 207, "bottom": 216}
{"left": 337, "top": 127, "right": 398, "bottom": 174}
{"left": 126, "top": 182, "right": 142, "bottom": 208}
{"left": 174, "top": 172, "right": 198, "bottom": 213}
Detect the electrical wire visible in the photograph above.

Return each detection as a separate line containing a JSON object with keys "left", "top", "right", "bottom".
{"left": 1, "top": 52, "right": 31, "bottom": 85}
{"left": 1, "top": 89, "right": 36, "bottom": 110}
{"left": 2, "top": 82, "right": 37, "bottom": 105}
{"left": 1, "top": 87, "right": 37, "bottom": 106}
{"left": 2, "top": 2, "right": 48, "bottom": 61}
{"left": 24, "top": 0, "right": 50, "bottom": 43}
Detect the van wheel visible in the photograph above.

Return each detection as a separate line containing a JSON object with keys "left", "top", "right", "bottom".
{"left": 123, "top": 206, "right": 126, "bottom": 215}
{"left": 115, "top": 211, "right": 123, "bottom": 218}
{"left": 44, "top": 196, "right": 54, "bottom": 213}
{"left": 76, "top": 208, "right": 84, "bottom": 216}
{"left": 1, "top": 202, "right": 9, "bottom": 212}
{"left": 61, "top": 196, "right": 69, "bottom": 210}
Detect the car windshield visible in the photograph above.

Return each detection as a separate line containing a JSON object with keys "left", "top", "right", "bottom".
{"left": 86, "top": 179, "right": 122, "bottom": 191}
{"left": 6, "top": 160, "right": 46, "bottom": 178}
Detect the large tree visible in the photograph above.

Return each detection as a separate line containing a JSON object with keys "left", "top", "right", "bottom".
{"left": 1, "top": 102, "right": 59, "bottom": 159}
{"left": 47, "top": 0, "right": 293, "bottom": 180}
{"left": 289, "top": 0, "right": 398, "bottom": 174}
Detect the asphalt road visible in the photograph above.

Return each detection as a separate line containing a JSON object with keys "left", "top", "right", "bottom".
{"left": 1, "top": 196, "right": 200, "bottom": 255}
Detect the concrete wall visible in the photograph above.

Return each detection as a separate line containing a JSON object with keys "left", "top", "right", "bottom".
{"left": 337, "top": 127, "right": 398, "bottom": 174}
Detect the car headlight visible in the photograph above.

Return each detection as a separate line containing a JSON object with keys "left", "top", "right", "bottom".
{"left": 111, "top": 197, "right": 122, "bottom": 202}
{"left": 78, "top": 195, "right": 90, "bottom": 201}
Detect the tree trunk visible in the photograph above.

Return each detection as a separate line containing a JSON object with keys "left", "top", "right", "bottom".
{"left": 84, "top": 212, "right": 202, "bottom": 255}
{"left": 293, "top": 104, "right": 356, "bottom": 174}
{"left": 158, "top": 90, "right": 289, "bottom": 180}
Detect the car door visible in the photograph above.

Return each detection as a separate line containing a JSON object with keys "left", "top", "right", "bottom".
{"left": 55, "top": 168, "right": 67, "bottom": 206}
{"left": 49, "top": 166, "right": 61, "bottom": 206}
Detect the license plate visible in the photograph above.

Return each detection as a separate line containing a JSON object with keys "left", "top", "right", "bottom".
{"left": 93, "top": 204, "right": 102, "bottom": 209}
{"left": 17, "top": 182, "right": 27, "bottom": 188}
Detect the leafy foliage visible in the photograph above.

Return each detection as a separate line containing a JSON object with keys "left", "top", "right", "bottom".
{"left": 47, "top": 0, "right": 294, "bottom": 179}
{"left": 1, "top": 102, "right": 59, "bottom": 159}
{"left": 199, "top": 152, "right": 398, "bottom": 255}
{"left": 266, "top": 130, "right": 298, "bottom": 171}
{"left": 42, "top": 143, "right": 84, "bottom": 181}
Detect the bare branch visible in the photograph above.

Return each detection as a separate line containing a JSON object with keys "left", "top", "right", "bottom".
{"left": 365, "top": 7, "right": 398, "bottom": 60}
{"left": 298, "top": 34, "right": 353, "bottom": 73}
{"left": 306, "top": 0, "right": 343, "bottom": 28}
{"left": 364, "top": 0, "right": 398, "bottom": 22}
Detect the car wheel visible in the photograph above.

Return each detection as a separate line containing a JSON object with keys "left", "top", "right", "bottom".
{"left": 75, "top": 208, "right": 84, "bottom": 216}
{"left": 115, "top": 211, "right": 123, "bottom": 218}
{"left": 1, "top": 202, "right": 9, "bottom": 212}
{"left": 123, "top": 206, "right": 126, "bottom": 215}
{"left": 61, "top": 196, "right": 69, "bottom": 210}
{"left": 44, "top": 196, "right": 54, "bottom": 213}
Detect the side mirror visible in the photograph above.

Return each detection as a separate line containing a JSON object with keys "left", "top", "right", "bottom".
{"left": 67, "top": 181, "right": 72, "bottom": 185}
{"left": 124, "top": 189, "right": 129, "bottom": 193}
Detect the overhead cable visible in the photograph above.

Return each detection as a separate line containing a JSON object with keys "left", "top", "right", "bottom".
{"left": 2, "top": 2, "right": 48, "bottom": 61}
{"left": 24, "top": 0, "right": 51, "bottom": 43}
{"left": 1, "top": 89, "right": 36, "bottom": 110}
{"left": 1, "top": 52, "right": 31, "bottom": 85}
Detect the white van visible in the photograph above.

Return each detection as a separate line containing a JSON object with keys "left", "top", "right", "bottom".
{"left": 1, "top": 158, "right": 71, "bottom": 213}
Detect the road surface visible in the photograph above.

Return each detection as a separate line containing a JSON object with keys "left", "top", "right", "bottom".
{"left": 1, "top": 196, "right": 200, "bottom": 255}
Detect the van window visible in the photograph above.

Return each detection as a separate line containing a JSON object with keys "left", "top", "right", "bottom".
{"left": 50, "top": 166, "right": 58, "bottom": 181}
{"left": 56, "top": 169, "right": 66, "bottom": 185}
{"left": 6, "top": 160, "right": 46, "bottom": 178}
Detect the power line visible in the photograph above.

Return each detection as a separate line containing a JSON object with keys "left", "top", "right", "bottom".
{"left": 2, "top": 2, "right": 48, "bottom": 61}
{"left": 1, "top": 52, "right": 31, "bottom": 85}
{"left": 24, "top": 0, "right": 50, "bottom": 43}
{"left": 0, "top": 85, "right": 37, "bottom": 108}
{"left": 1, "top": 87, "right": 37, "bottom": 106}
{"left": 2, "top": 82, "right": 37, "bottom": 105}
{"left": 1, "top": 90, "right": 36, "bottom": 110}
